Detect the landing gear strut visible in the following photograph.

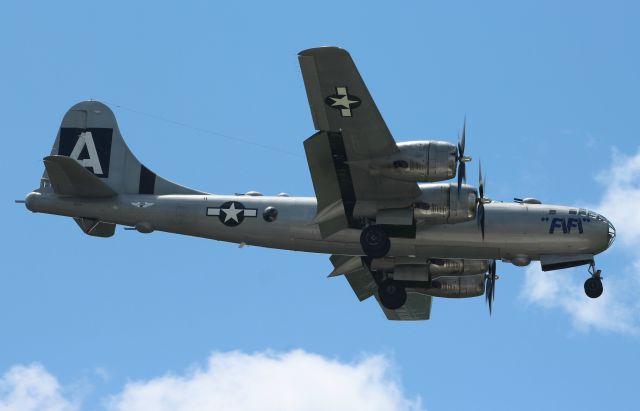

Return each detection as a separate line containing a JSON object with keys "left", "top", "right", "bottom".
{"left": 584, "top": 262, "right": 604, "bottom": 299}
{"left": 360, "top": 225, "right": 390, "bottom": 259}
{"left": 378, "top": 279, "right": 407, "bottom": 310}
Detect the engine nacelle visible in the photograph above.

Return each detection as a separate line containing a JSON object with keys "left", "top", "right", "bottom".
{"left": 413, "top": 183, "right": 477, "bottom": 224}
{"left": 426, "top": 274, "right": 485, "bottom": 298}
{"left": 428, "top": 259, "right": 489, "bottom": 276}
{"left": 371, "top": 259, "right": 489, "bottom": 299}
{"left": 376, "top": 259, "right": 489, "bottom": 281}
{"left": 370, "top": 141, "right": 457, "bottom": 182}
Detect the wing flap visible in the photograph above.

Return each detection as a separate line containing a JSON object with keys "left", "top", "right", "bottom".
{"left": 345, "top": 269, "right": 378, "bottom": 301}
{"left": 304, "top": 132, "right": 351, "bottom": 237}
{"left": 375, "top": 291, "right": 433, "bottom": 321}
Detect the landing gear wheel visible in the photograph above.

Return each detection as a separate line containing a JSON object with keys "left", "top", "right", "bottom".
{"left": 360, "top": 225, "right": 390, "bottom": 259}
{"left": 378, "top": 279, "right": 407, "bottom": 310}
{"left": 584, "top": 277, "right": 603, "bottom": 299}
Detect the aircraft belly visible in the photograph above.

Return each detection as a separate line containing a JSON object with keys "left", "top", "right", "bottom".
{"left": 414, "top": 244, "right": 500, "bottom": 259}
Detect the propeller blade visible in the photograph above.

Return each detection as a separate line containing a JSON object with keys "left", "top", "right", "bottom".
{"left": 460, "top": 118, "right": 466, "bottom": 156}
{"left": 477, "top": 202, "right": 485, "bottom": 239}
{"left": 476, "top": 161, "right": 486, "bottom": 239}
{"left": 485, "top": 279, "right": 490, "bottom": 304}
{"left": 491, "top": 260, "right": 497, "bottom": 303}
{"left": 485, "top": 275, "right": 493, "bottom": 314}
{"left": 456, "top": 120, "right": 467, "bottom": 196}
{"left": 485, "top": 259, "right": 497, "bottom": 315}
{"left": 478, "top": 161, "right": 484, "bottom": 200}
{"left": 457, "top": 162, "right": 466, "bottom": 196}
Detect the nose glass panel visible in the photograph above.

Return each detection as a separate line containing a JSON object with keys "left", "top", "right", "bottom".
{"left": 606, "top": 219, "right": 616, "bottom": 248}
{"left": 593, "top": 211, "right": 615, "bottom": 248}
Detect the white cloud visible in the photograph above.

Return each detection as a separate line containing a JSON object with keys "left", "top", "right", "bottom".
{"left": 0, "top": 351, "right": 424, "bottom": 411}
{"left": 593, "top": 148, "right": 640, "bottom": 247}
{"left": 106, "top": 350, "right": 423, "bottom": 411}
{"left": 0, "top": 364, "right": 78, "bottom": 411}
{"left": 521, "top": 148, "right": 640, "bottom": 335}
{"left": 522, "top": 265, "right": 639, "bottom": 335}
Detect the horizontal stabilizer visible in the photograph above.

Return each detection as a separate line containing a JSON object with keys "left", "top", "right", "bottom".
{"left": 74, "top": 217, "right": 116, "bottom": 237}
{"left": 43, "top": 155, "right": 117, "bottom": 198}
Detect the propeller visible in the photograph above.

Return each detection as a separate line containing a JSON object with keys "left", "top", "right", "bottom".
{"left": 485, "top": 259, "right": 498, "bottom": 315}
{"left": 456, "top": 119, "right": 472, "bottom": 195}
{"left": 476, "top": 161, "right": 488, "bottom": 239}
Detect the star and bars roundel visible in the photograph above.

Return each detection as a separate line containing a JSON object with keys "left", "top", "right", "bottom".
{"left": 206, "top": 201, "right": 258, "bottom": 227}
{"left": 324, "top": 86, "right": 361, "bottom": 117}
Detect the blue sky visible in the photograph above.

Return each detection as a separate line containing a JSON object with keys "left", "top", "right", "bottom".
{"left": 2, "top": 1, "right": 639, "bottom": 410}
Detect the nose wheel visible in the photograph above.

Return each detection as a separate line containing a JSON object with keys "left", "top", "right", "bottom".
{"left": 584, "top": 262, "right": 604, "bottom": 299}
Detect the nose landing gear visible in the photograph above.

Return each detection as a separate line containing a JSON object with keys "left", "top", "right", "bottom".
{"left": 584, "top": 262, "right": 604, "bottom": 299}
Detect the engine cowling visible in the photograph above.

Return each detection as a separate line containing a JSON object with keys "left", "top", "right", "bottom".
{"left": 428, "top": 259, "right": 489, "bottom": 276}
{"left": 370, "top": 141, "right": 457, "bottom": 182}
{"left": 370, "top": 259, "right": 488, "bottom": 299}
{"left": 372, "top": 258, "right": 489, "bottom": 280}
{"left": 426, "top": 274, "right": 485, "bottom": 298}
{"left": 413, "top": 183, "right": 477, "bottom": 224}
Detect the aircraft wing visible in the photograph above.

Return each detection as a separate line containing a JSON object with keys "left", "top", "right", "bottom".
{"left": 330, "top": 255, "right": 432, "bottom": 321}
{"left": 299, "top": 47, "right": 421, "bottom": 237}
{"left": 375, "top": 291, "right": 432, "bottom": 321}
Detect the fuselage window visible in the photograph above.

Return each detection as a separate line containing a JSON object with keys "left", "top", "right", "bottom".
{"left": 263, "top": 206, "right": 278, "bottom": 222}
{"left": 549, "top": 210, "right": 557, "bottom": 214}
{"left": 569, "top": 209, "right": 577, "bottom": 215}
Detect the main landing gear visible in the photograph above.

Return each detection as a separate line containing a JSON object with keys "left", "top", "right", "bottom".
{"left": 378, "top": 279, "right": 407, "bottom": 310}
{"left": 584, "top": 261, "right": 604, "bottom": 299}
{"left": 361, "top": 225, "right": 403, "bottom": 309}
{"left": 360, "top": 225, "right": 390, "bottom": 259}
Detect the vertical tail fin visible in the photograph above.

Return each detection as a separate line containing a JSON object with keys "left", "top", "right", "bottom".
{"left": 40, "top": 100, "right": 204, "bottom": 196}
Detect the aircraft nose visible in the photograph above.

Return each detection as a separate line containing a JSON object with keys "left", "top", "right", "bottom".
{"left": 605, "top": 218, "right": 616, "bottom": 250}
{"left": 590, "top": 211, "right": 615, "bottom": 253}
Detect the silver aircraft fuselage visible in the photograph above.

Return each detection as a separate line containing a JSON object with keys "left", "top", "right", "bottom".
{"left": 24, "top": 188, "right": 613, "bottom": 262}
